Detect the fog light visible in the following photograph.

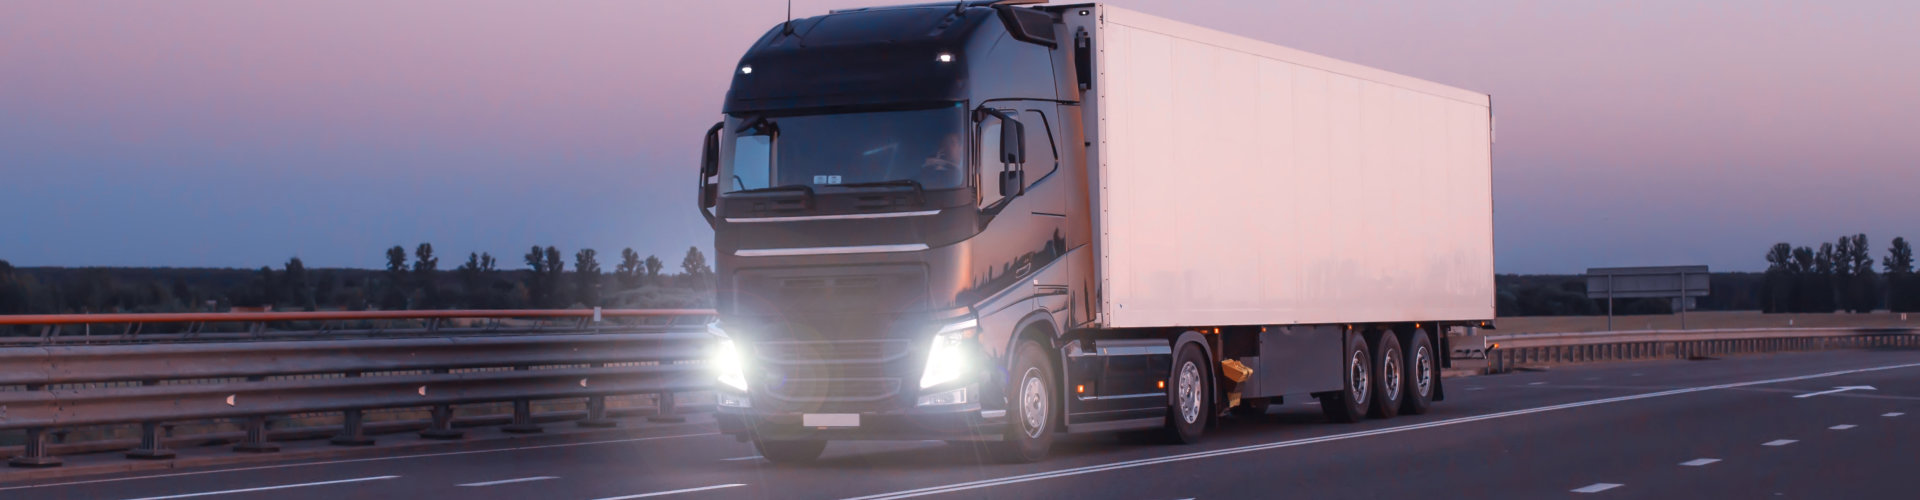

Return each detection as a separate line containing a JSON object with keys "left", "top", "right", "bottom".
{"left": 917, "top": 387, "right": 969, "bottom": 406}
{"left": 718, "top": 392, "right": 752, "bottom": 408}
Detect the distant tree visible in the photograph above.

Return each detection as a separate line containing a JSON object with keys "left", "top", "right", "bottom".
{"left": 1761, "top": 243, "right": 1794, "bottom": 313}
{"left": 380, "top": 245, "right": 410, "bottom": 310}
{"left": 644, "top": 255, "right": 664, "bottom": 283}
{"left": 615, "top": 248, "right": 643, "bottom": 289}
{"left": 458, "top": 252, "right": 485, "bottom": 307}
{"left": 1889, "top": 237, "right": 1919, "bottom": 312}
{"left": 545, "top": 246, "right": 567, "bottom": 306}
{"left": 480, "top": 252, "right": 496, "bottom": 272}
{"left": 413, "top": 243, "right": 440, "bottom": 308}
{"left": 681, "top": 247, "right": 710, "bottom": 277}
{"left": 524, "top": 246, "right": 548, "bottom": 307}
{"left": 1842, "top": 234, "right": 1876, "bottom": 313}
{"left": 283, "top": 257, "right": 314, "bottom": 311}
{"left": 1833, "top": 237, "right": 1855, "bottom": 312}
{"left": 575, "top": 249, "right": 602, "bottom": 306}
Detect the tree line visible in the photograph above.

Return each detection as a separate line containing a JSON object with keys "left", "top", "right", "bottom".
{"left": 1761, "top": 235, "right": 1918, "bottom": 313}
{"left": 0, "top": 244, "right": 716, "bottom": 315}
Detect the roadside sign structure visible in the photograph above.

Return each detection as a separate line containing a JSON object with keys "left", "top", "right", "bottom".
{"left": 1586, "top": 266, "right": 1710, "bottom": 330}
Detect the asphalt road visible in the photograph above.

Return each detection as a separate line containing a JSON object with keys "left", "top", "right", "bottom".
{"left": 6, "top": 348, "right": 1919, "bottom": 499}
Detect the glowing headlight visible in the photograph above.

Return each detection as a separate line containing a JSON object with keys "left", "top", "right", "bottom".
{"left": 919, "top": 317, "right": 978, "bottom": 389}
{"left": 708, "top": 322, "right": 748, "bottom": 391}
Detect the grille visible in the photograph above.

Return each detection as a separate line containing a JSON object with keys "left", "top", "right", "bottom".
{"left": 751, "top": 339, "right": 916, "bottom": 409}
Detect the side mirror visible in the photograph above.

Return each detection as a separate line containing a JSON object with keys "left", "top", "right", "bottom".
{"left": 999, "top": 169, "right": 1025, "bottom": 197}
{"left": 999, "top": 117, "right": 1025, "bottom": 164}
{"left": 697, "top": 122, "right": 723, "bottom": 224}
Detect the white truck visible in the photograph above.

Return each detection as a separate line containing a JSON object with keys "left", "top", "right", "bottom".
{"left": 700, "top": 0, "right": 1495, "bottom": 463}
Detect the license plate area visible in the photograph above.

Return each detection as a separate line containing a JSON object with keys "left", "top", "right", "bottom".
{"left": 802, "top": 413, "right": 860, "bottom": 427}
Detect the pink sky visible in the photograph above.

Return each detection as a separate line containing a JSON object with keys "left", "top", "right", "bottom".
{"left": 3, "top": 0, "right": 1918, "bottom": 272}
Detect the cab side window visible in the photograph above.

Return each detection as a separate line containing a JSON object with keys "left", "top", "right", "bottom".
{"left": 977, "top": 108, "right": 1058, "bottom": 207}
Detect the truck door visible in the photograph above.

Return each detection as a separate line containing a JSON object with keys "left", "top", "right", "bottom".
{"left": 979, "top": 104, "right": 1068, "bottom": 314}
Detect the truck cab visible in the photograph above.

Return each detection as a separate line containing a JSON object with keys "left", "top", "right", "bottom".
{"left": 700, "top": 1, "right": 1092, "bottom": 462}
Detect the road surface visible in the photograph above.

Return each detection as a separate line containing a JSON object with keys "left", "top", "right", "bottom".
{"left": 5, "top": 348, "right": 1918, "bottom": 499}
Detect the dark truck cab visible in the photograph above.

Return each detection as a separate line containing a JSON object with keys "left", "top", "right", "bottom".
{"left": 699, "top": 1, "right": 1088, "bottom": 462}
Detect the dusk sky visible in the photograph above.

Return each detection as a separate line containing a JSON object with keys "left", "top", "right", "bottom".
{"left": 4, "top": 0, "right": 1917, "bottom": 274}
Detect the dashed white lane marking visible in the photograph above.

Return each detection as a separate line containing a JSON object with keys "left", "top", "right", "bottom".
{"left": 1528, "top": 382, "right": 1548, "bottom": 385}
{"left": 1571, "top": 483, "right": 1623, "bottom": 493}
{"left": 1885, "top": 412, "right": 1905, "bottom": 417}
{"left": 844, "top": 361, "right": 1920, "bottom": 500}
{"left": 1830, "top": 424, "right": 1857, "bottom": 430}
{"left": 122, "top": 476, "right": 399, "bottom": 500}
{"left": 458, "top": 476, "right": 557, "bottom": 487}
{"left": 591, "top": 484, "right": 746, "bottom": 500}
{"left": 1763, "top": 439, "right": 1798, "bottom": 446}
{"left": 0, "top": 432, "right": 719, "bottom": 492}
{"left": 1465, "top": 386, "right": 1485, "bottom": 391}
{"left": 1679, "top": 458, "right": 1721, "bottom": 466}
{"left": 722, "top": 456, "right": 764, "bottom": 461}
{"left": 1584, "top": 377, "right": 1601, "bottom": 381}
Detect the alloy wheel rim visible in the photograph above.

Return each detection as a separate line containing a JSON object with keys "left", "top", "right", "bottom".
{"left": 1178, "top": 361, "right": 1202, "bottom": 424}
{"left": 1415, "top": 346, "right": 1433, "bottom": 397}
{"left": 1383, "top": 347, "right": 1402, "bottom": 400}
{"left": 1020, "top": 367, "right": 1047, "bottom": 439}
{"left": 1349, "top": 350, "right": 1369, "bottom": 404}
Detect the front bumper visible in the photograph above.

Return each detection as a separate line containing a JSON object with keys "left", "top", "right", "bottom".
{"left": 716, "top": 400, "right": 1008, "bottom": 441}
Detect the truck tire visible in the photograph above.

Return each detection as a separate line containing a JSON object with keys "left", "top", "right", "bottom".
{"left": 1320, "top": 333, "right": 1371, "bottom": 423}
{"left": 753, "top": 438, "right": 827, "bottom": 464}
{"left": 1399, "top": 330, "right": 1436, "bottom": 415}
{"left": 1164, "top": 343, "right": 1210, "bottom": 444}
{"left": 993, "top": 340, "right": 1057, "bottom": 463}
{"left": 1367, "top": 331, "right": 1403, "bottom": 419}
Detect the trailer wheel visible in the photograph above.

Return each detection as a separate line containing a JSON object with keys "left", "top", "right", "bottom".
{"left": 1399, "top": 330, "right": 1435, "bottom": 415}
{"left": 1164, "top": 343, "right": 1210, "bottom": 444}
{"left": 992, "top": 340, "right": 1057, "bottom": 463}
{"left": 1319, "top": 333, "right": 1371, "bottom": 423}
{"left": 1367, "top": 331, "right": 1403, "bottom": 419}
{"left": 753, "top": 438, "right": 827, "bottom": 464}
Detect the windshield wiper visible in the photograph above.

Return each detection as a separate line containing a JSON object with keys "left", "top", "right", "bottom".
{"left": 729, "top": 184, "right": 816, "bottom": 207}
{"left": 835, "top": 179, "right": 925, "bottom": 203}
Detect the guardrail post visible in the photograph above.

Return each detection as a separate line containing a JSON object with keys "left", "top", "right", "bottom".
{"left": 648, "top": 392, "right": 686, "bottom": 423}
{"left": 580, "top": 396, "right": 617, "bottom": 428}
{"left": 420, "top": 404, "right": 464, "bottom": 440}
{"left": 125, "top": 421, "right": 176, "bottom": 460}
{"left": 331, "top": 409, "right": 376, "bottom": 446}
{"left": 9, "top": 427, "right": 62, "bottom": 467}
{"left": 233, "top": 416, "right": 280, "bottom": 453}
{"left": 503, "top": 399, "right": 543, "bottom": 434}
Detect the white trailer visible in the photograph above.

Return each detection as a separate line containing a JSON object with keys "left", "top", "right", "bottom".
{"left": 1079, "top": 5, "right": 1496, "bottom": 329}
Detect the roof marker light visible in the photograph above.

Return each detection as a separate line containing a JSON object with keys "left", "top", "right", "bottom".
{"left": 937, "top": 53, "right": 954, "bottom": 63}
{"left": 740, "top": 65, "right": 753, "bottom": 74}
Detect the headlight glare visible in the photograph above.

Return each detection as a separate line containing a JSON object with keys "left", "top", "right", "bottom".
{"left": 919, "top": 318, "right": 978, "bottom": 389}
{"left": 708, "top": 323, "right": 748, "bottom": 391}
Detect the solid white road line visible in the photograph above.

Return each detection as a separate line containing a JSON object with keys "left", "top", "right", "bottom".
{"left": 0, "top": 432, "right": 719, "bottom": 493}
{"left": 1679, "top": 458, "right": 1721, "bottom": 467}
{"left": 721, "top": 456, "right": 764, "bottom": 461}
{"left": 121, "top": 476, "right": 399, "bottom": 500}
{"left": 591, "top": 484, "right": 746, "bottom": 500}
{"left": 844, "top": 360, "right": 1920, "bottom": 500}
{"left": 458, "top": 476, "right": 558, "bottom": 487}
{"left": 1885, "top": 412, "right": 1905, "bottom": 417}
{"left": 1571, "top": 483, "right": 1623, "bottom": 493}
{"left": 1829, "top": 424, "right": 1857, "bottom": 430}
{"left": 1763, "top": 439, "right": 1798, "bottom": 446}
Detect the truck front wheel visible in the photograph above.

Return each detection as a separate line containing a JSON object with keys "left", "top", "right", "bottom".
{"left": 1164, "top": 343, "right": 1210, "bottom": 444}
{"left": 992, "top": 340, "right": 1057, "bottom": 463}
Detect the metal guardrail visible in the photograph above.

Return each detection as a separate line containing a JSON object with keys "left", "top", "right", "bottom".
{"left": 1483, "top": 327, "right": 1920, "bottom": 373}
{"left": 0, "top": 310, "right": 717, "bottom": 468}
{"left": 0, "top": 308, "right": 716, "bottom": 345}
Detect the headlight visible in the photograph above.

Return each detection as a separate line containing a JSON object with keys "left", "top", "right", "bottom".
{"left": 920, "top": 317, "right": 978, "bottom": 389}
{"left": 708, "top": 322, "right": 748, "bottom": 391}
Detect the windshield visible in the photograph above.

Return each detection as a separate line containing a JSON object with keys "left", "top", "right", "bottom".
{"left": 723, "top": 104, "right": 968, "bottom": 193}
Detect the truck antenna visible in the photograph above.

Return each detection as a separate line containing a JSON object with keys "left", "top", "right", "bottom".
{"left": 783, "top": 0, "right": 795, "bottom": 35}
